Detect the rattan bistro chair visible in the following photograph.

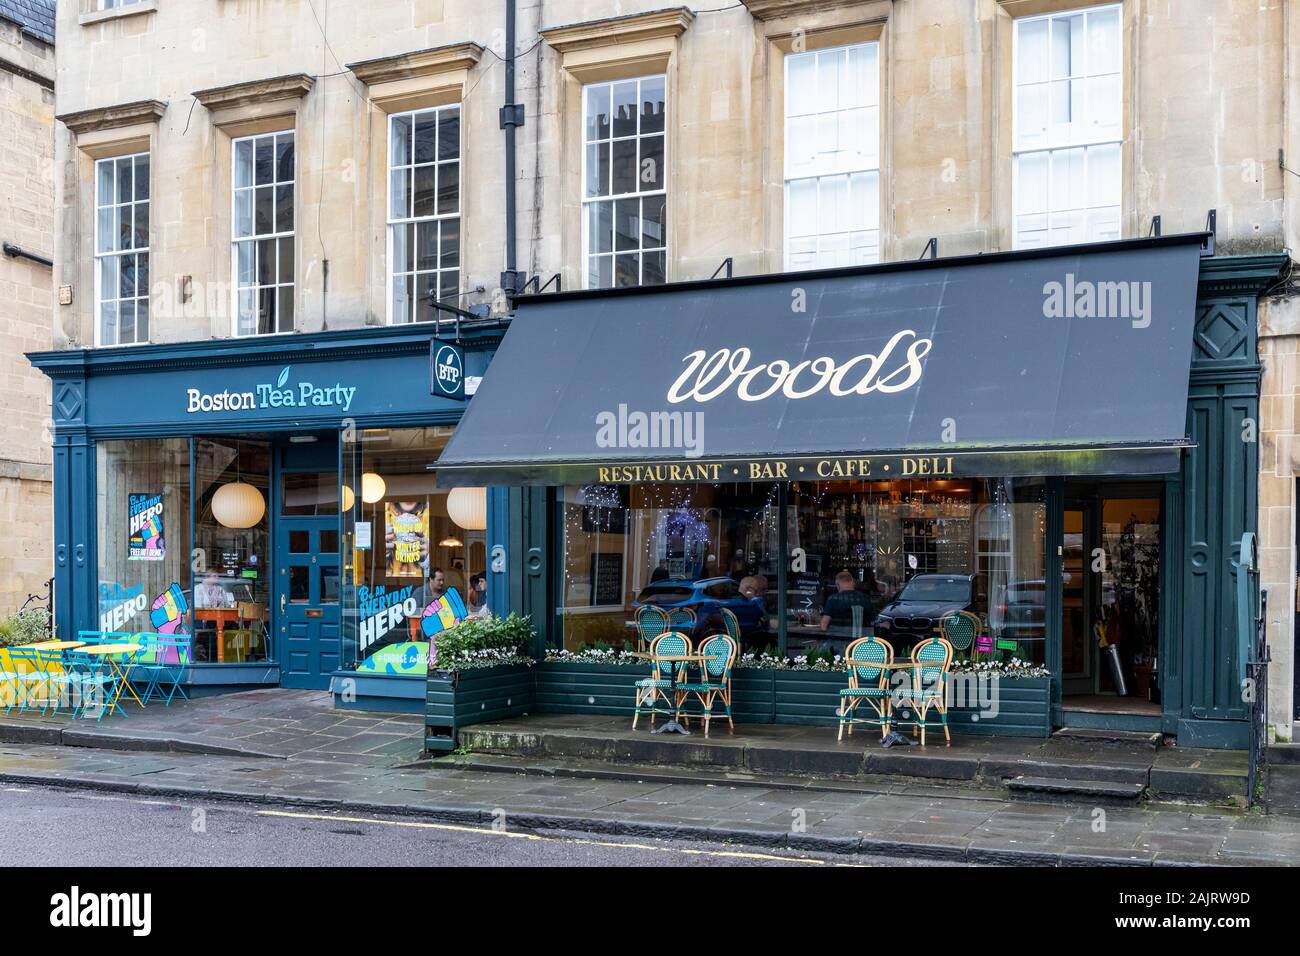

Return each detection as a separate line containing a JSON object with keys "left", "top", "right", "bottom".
{"left": 719, "top": 607, "right": 743, "bottom": 645}
{"left": 939, "top": 610, "right": 979, "bottom": 660}
{"left": 837, "top": 636, "right": 894, "bottom": 741}
{"left": 666, "top": 606, "right": 696, "bottom": 636}
{"left": 676, "top": 633, "right": 737, "bottom": 737}
{"left": 893, "top": 636, "right": 954, "bottom": 746}
{"left": 634, "top": 605, "right": 671, "bottom": 653}
{"left": 633, "top": 631, "right": 692, "bottom": 730}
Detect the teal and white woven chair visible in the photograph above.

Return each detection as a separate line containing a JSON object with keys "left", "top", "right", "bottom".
{"left": 893, "top": 636, "right": 953, "bottom": 746}
{"left": 719, "top": 607, "right": 743, "bottom": 645}
{"left": 632, "top": 631, "right": 691, "bottom": 730}
{"left": 838, "top": 636, "right": 893, "bottom": 741}
{"left": 634, "top": 605, "right": 670, "bottom": 653}
{"left": 676, "top": 633, "right": 737, "bottom": 737}
{"left": 666, "top": 606, "right": 696, "bottom": 636}
{"left": 939, "top": 610, "right": 979, "bottom": 660}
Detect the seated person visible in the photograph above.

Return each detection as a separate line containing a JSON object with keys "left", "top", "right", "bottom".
{"left": 738, "top": 574, "right": 774, "bottom": 654}
{"left": 819, "top": 570, "right": 876, "bottom": 641}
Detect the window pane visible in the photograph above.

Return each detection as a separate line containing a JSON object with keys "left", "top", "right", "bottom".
{"left": 134, "top": 155, "right": 149, "bottom": 200}
{"left": 117, "top": 203, "right": 132, "bottom": 252}
{"left": 234, "top": 189, "right": 253, "bottom": 238}
{"left": 1089, "top": 6, "right": 1121, "bottom": 74}
{"left": 236, "top": 240, "right": 255, "bottom": 285}
{"left": 257, "top": 238, "right": 276, "bottom": 286}
{"left": 640, "top": 76, "right": 665, "bottom": 134}
{"left": 638, "top": 134, "right": 664, "bottom": 191}
{"left": 413, "top": 165, "right": 435, "bottom": 217}
{"left": 417, "top": 220, "right": 438, "bottom": 272}
{"left": 612, "top": 81, "right": 637, "bottom": 138}
{"left": 1016, "top": 151, "right": 1049, "bottom": 214}
{"left": 97, "top": 205, "right": 114, "bottom": 254}
{"left": 278, "top": 236, "right": 294, "bottom": 284}
{"left": 254, "top": 138, "right": 274, "bottom": 185}
{"left": 614, "top": 198, "right": 639, "bottom": 251}
{"left": 390, "top": 168, "right": 410, "bottom": 220}
{"left": 588, "top": 253, "right": 611, "bottom": 290}
{"left": 787, "top": 52, "right": 817, "bottom": 116}
{"left": 439, "top": 218, "right": 460, "bottom": 268}
{"left": 101, "top": 300, "right": 118, "bottom": 345}
{"left": 611, "top": 138, "right": 637, "bottom": 196}
{"left": 614, "top": 253, "right": 639, "bottom": 288}
{"left": 788, "top": 178, "right": 817, "bottom": 238}
{"left": 257, "top": 286, "right": 276, "bottom": 334}
{"left": 390, "top": 114, "right": 412, "bottom": 166}
{"left": 438, "top": 109, "right": 459, "bottom": 161}
{"left": 437, "top": 162, "right": 458, "bottom": 216}
{"left": 392, "top": 275, "right": 412, "bottom": 323}
{"left": 275, "top": 184, "right": 294, "bottom": 232}
{"left": 1088, "top": 143, "right": 1121, "bottom": 209}
{"left": 116, "top": 157, "right": 133, "bottom": 203}
{"left": 275, "top": 136, "right": 294, "bottom": 183}
{"left": 278, "top": 287, "right": 295, "bottom": 332}
{"left": 97, "top": 160, "right": 114, "bottom": 206}
{"left": 439, "top": 269, "right": 458, "bottom": 302}
{"left": 255, "top": 185, "right": 274, "bottom": 234}
{"left": 585, "top": 142, "right": 609, "bottom": 198}
{"left": 414, "top": 113, "right": 436, "bottom": 164}
{"left": 119, "top": 300, "right": 136, "bottom": 345}
{"left": 133, "top": 201, "right": 149, "bottom": 249}
{"left": 587, "top": 200, "right": 612, "bottom": 255}
{"left": 643, "top": 249, "right": 665, "bottom": 285}
{"left": 1017, "top": 83, "right": 1049, "bottom": 148}
{"left": 641, "top": 195, "right": 666, "bottom": 250}
{"left": 585, "top": 84, "right": 610, "bottom": 141}
{"left": 135, "top": 291, "right": 149, "bottom": 341}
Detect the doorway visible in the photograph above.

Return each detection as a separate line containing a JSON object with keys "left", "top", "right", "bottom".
{"left": 276, "top": 434, "right": 342, "bottom": 690}
{"left": 1060, "top": 484, "right": 1163, "bottom": 718}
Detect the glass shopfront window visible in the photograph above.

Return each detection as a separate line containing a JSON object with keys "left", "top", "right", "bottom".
{"left": 789, "top": 479, "right": 1046, "bottom": 662}
{"left": 95, "top": 439, "right": 191, "bottom": 640}
{"left": 343, "top": 427, "right": 488, "bottom": 674}
{"left": 557, "top": 477, "right": 1046, "bottom": 662}
{"left": 193, "top": 438, "right": 271, "bottom": 663}
{"left": 560, "top": 483, "right": 781, "bottom": 652}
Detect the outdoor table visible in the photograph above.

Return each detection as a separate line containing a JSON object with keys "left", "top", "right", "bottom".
{"left": 19, "top": 640, "right": 86, "bottom": 709}
{"left": 625, "top": 652, "right": 708, "bottom": 736}
{"left": 83, "top": 643, "right": 145, "bottom": 709}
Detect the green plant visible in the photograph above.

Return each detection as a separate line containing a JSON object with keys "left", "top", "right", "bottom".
{"left": 431, "top": 612, "right": 536, "bottom": 669}
{"left": 0, "top": 608, "right": 51, "bottom": 648}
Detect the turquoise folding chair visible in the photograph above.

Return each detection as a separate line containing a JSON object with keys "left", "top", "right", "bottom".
{"left": 6, "top": 646, "right": 51, "bottom": 715}
{"left": 135, "top": 633, "right": 192, "bottom": 705}
{"left": 60, "top": 649, "right": 125, "bottom": 720}
{"left": 676, "top": 633, "right": 736, "bottom": 737}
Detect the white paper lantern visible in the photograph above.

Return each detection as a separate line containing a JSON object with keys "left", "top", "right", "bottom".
{"left": 212, "top": 482, "right": 266, "bottom": 529}
{"left": 340, "top": 485, "right": 355, "bottom": 511}
{"left": 447, "top": 486, "right": 487, "bottom": 531}
{"left": 361, "top": 472, "right": 387, "bottom": 504}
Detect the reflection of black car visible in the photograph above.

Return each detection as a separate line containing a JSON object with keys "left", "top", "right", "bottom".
{"left": 873, "top": 574, "right": 976, "bottom": 647}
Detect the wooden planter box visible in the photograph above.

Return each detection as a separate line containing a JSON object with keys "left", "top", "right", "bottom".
{"left": 944, "top": 675, "right": 1052, "bottom": 737}
{"left": 424, "top": 663, "right": 535, "bottom": 753}
{"left": 533, "top": 660, "right": 647, "bottom": 716}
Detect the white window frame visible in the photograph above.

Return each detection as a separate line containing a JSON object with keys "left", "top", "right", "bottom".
{"left": 93, "top": 152, "right": 150, "bottom": 348}
{"left": 385, "top": 104, "right": 462, "bottom": 326}
{"left": 782, "top": 40, "right": 881, "bottom": 271}
{"left": 230, "top": 129, "right": 296, "bottom": 337}
{"left": 1011, "top": 3, "right": 1123, "bottom": 249}
{"left": 580, "top": 73, "right": 668, "bottom": 290}
{"left": 99, "top": 0, "right": 146, "bottom": 8}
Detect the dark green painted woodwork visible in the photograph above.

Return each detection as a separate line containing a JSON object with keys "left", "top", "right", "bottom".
{"left": 424, "top": 664, "right": 535, "bottom": 752}
{"left": 1178, "top": 255, "right": 1286, "bottom": 732}
{"left": 508, "top": 486, "right": 553, "bottom": 656}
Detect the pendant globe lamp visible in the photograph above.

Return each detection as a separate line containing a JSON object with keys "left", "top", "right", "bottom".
{"left": 212, "top": 453, "right": 265, "bottom": 529}
{"left": 446, "top": 486, "right": 487, "bottom": 531}
{"left": 361, "top": 472, "right": 387, "bottom": 504}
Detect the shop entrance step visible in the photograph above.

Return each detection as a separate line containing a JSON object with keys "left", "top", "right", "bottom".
{"left": 1052, "top": 727, "right": 1162, "bottom": 748}
{"left": 1007, "top": 775, "right": 1146, "bottom": 805}
{"left": 1267, "top": 742, "right": 1300, "bottom": 765}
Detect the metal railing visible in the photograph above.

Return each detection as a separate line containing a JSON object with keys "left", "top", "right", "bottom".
{"left": 1237, "top": 533, "right": 1270, "bottom": 809}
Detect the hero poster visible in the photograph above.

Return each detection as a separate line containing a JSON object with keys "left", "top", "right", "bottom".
{"left": 128, "top": 492, "right": 166, "bottom": 561}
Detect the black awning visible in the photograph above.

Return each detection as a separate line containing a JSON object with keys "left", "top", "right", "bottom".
{"left": 435, "top": 235, "right": 1205, "bottom": 487}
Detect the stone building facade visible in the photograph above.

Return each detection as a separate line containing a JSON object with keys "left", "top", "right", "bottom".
{"left": 0, "top": 0, "right": 53, "bottom": 616}
{"left": 45, "top": 0, "right": 1300, "bottom": 735}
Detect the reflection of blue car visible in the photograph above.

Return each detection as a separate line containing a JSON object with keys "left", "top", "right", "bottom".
{"left": 635, "top": 577, "right": 767, "bottom": 642}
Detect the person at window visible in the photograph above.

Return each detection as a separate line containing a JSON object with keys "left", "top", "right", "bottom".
{"left": 650, "top": 561, "right": 670, "bottom": 583}
{"left": 195, "top": 573, "right": 232, "bottom": 609}
{"left": 819, "top": 570, "right": 875, "bottom": 640}
{"left": 417, "top": 568, "right": 447, "bottom": 607}
{"left": 468, "top": 573, "right": 489, "bottom": 617}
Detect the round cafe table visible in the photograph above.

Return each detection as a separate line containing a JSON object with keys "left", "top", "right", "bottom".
{"left": 83, "top": 643, "right": 145, "bottom": 709}
{"left": 624, "top": 652, "right": 708, "bottom": 735}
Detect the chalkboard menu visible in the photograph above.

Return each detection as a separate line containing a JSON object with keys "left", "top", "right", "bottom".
{"left": 590, "top": 553, "right": 624, "bottom": 606}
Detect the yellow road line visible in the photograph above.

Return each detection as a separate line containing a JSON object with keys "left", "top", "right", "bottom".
{"left": 256, "top": 808, "right": 828, "bottom": 865}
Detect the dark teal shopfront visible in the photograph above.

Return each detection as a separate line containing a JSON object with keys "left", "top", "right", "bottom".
{"left": 28, "top": 322, "right": 510, "bottom": 710}
{"left": 433, "top": 237, "right": 1285, "bottom": 749}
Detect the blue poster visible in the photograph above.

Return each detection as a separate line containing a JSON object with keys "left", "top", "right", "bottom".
{"left": 128, "top": 492, "right": 165, "bottom": 561}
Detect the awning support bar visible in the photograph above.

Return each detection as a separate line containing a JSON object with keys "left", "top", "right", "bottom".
{"left": 711, "top": 257, "right": 734, "bottom": 279}
{"left": 1202, "top": 210, "right": 1217, "bottom": 256}
{"left": 919, "top": 238, "right": 937, "bottom": 259}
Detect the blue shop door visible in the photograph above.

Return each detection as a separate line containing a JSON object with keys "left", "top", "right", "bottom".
{"left": 277, "top": 518, "right": 341, "bottom": 689}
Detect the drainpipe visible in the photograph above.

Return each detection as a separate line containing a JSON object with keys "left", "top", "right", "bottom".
{"left": 499, "top": 0, "right": 525, "bottom": 302}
